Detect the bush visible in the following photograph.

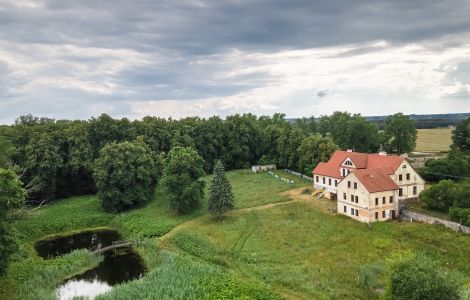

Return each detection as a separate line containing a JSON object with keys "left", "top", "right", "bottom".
{"left": 0, "top": 222, "right": 16, "bottom": 275}
{"left": 93, "top": 140, "right": 162, "bottom": 213}
{"left": 420, "top": 180, "right": 458, "bottom": 212}
{"left": 387, "top": 254, "right": 462, "bottom": 300}
{"left": 448, "top": 207, "right": 470, "bottom": 227}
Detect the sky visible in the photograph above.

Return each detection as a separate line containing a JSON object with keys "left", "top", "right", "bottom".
{"left": 0, "top": 0, "right": 469, "bottom": 124}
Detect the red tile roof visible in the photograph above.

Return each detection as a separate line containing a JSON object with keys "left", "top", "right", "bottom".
{"left": 352, "top": 169, "right": 399, "bottom": 192}
{"left": 312, "top": 150, "right": 405, "bottom": 192}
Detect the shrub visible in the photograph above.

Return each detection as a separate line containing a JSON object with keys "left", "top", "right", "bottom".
{"left": 420, "top": 180, "right": 458, "bottom": 212}
{"left": 448, "top": 207, "right": 470, "bottom": 227}
{"left": 93, "top": 140, "right": 162, "bottom": 213}
{"left": 387, "top": 254, "right": 462, "bottom": 300}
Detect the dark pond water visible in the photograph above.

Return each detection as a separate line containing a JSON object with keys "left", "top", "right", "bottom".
{"left": 34, "top": 229, "right": 146, "bottom": 300}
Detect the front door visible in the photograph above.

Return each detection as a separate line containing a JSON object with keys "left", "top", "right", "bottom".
{"left": 391, "top": 210, "right": 396, "bottom": 220}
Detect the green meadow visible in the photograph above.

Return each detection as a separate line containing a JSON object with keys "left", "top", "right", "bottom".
{"left": 1, "top": 169, "right": 469, "bottom": 299}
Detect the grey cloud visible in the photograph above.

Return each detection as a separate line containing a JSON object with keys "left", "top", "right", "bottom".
{"left": 316, "top": 90, "right": 329, "bottom": 98}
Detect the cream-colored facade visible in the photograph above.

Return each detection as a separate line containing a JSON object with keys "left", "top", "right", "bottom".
{"left": 313, "top": 175, "right": 339, "bottom": 194}
{"left": 391, "top": 159, "right": 425, "bottom": 200}
{"left": 337, "top": 173, "right": 399, "bottom": 223}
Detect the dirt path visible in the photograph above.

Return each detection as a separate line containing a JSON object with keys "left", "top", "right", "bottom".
{"left": 157, "top": 187, "right": 310, "bottom": 242}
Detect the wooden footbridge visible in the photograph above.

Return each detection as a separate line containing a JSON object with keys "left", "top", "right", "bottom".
{"left": 92, "top": 240, "right": 132, "bottom": 254}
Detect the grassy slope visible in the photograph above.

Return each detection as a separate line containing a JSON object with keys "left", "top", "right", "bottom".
{"left": 176, "top": 202, "right": 470, "bottom": 299}
{"left": 416, "top": 128, "right": 453, "bottom": 152}
{"left": 2, "top": 169, "right": 469, "bottom": 299}
{"left": 0, "top": 170, "right": 307, "bottom": 299}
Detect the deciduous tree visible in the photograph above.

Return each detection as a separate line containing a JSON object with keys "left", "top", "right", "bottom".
{"left": 93, "top": 140, "right": 161, "bottom": 213}
{"left": 161, "top": 146, "right": 205, "bottom": 214}
{"left": 383, "top": 113, "right": 417, "bottom": 154}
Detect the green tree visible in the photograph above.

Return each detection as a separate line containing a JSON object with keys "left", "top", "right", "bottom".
{"left": 25, "top": 133, "right": 63, "bottom": 201}
{"left": 208, "top": 161, "right": 234, "bottom": 218}
{"left": 383, "top": 113, "right": 417, "bottom": 154}
{"left": 0, "top": 168, "right": 26, "bottom": 274}
{"left": 93, "top": 140, "right": 161, "bottom": 213}
{"left": 161, "top": 146, "right": 205, "bottom": 214}
{"left": 346, "top": 116, "right": 380, "bottom": 152}
{"left": 452, "top": 117, "right": 470, "bottom": 153}
{"left": 387, "top": 254, "right": 462, "bottom": 300}
{"left": 297, "top": 135, "right": 338, "bottom": 174}
{"left": 0, "top": 136, "right": 16, "bottom": 168}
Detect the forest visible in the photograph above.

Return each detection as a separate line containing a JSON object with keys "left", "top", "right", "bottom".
{"left": 0, "top": 111, "right": 415, "bottom": 204}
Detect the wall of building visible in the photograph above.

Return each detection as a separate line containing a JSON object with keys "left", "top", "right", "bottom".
{"left": 390, "top": 160, "right": 425, "bottom": 200}
{"left": 313, "top": 174, "right": 339, "bottom": 194}
{"left": 337, "top": 173, "right": 398, "bottom": 223}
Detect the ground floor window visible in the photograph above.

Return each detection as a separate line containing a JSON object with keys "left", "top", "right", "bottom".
{"left": 351, "top": 208, "right": 354, "bottom": 215}
{"left": 382, "top": 211, "right": 386, "bottom": 218}
{"left": 344, "top": 206, "right": 347, "bottom": 213}
{"left": 413, "top": 186, "right": 417, "bottom": 195}
{"left": 399, "top": 188, "right": 403, "bottom": 196}
{"left": 355, "top": 209, "right": 358, "bottom": 217}
{"left": 375, "top": 212, "right": 378, "bottom": 219}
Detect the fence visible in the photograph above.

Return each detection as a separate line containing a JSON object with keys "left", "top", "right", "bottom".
{"left": 400, "top": 209, "right": 470, "bottom": 234}
{"left": 267, "top": 170, "right": 294, "bottom": 184}
{"left": 284, "top": 169, "right": 313, "bottom": 182}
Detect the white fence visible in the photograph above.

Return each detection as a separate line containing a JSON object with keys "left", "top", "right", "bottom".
{"left": 284, "top": 169, "right": 313, "bottom": 182}
{"left": 267, "top": 170, "right": 294, "bottom": 184}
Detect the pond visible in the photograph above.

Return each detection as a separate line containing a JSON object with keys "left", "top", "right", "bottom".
{"left": 34, "top": 229, "right": 146, "bottom": 300}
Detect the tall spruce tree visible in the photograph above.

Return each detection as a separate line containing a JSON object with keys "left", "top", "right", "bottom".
{"left": 208, "top": 161, "right": 234, "bottom": 218}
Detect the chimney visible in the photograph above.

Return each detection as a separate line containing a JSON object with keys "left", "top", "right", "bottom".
{"left": 347, "top": 149, "right": 353, "bottom": 152}
{"left": 379, "top": 151, "right": 387, "bottom": 156}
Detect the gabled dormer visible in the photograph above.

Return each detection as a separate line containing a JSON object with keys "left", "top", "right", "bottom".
{"left": 341, "top": 157, "right": 356, "bottom": 168}
{"left": 340, "top": 157, "right": 355, "bottom": 177}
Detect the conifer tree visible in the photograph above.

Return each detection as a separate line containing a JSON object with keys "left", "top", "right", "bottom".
{"left": 208, "top": 161, "right": 234, "bottom": 218}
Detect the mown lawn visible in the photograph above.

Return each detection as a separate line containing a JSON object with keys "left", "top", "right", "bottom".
{"left": 416, "top": 128, "right": 453, "bottom": 152}
{"left": 2, "top": 169, "right": 469, "bottom": 300}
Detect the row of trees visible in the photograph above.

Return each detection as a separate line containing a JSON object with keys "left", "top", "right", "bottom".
{"left": 0, "top": 112, "right": 416, "bottom": 204}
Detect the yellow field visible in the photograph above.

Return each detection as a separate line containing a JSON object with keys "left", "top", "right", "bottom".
{"left": 416, "top": 128, "right": 453, "bottom": 152}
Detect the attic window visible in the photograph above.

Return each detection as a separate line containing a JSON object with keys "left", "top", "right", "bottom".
{"left": 402, "top": 165, "right": 406, "bottom": 168}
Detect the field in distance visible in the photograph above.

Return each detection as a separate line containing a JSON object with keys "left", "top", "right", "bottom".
{"left": 415, "top": 128, "right": 453, "bottom": 152}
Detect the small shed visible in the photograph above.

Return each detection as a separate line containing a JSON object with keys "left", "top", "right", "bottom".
{"left": 252, "top": 164, "right": 277, "bottom": 173}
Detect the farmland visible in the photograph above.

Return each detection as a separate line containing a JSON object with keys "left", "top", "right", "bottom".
{"left": 415, "top": 128, "right": 453, "bottom": 152}
{"left": 1, "top": 170, "right": 469, "bottom": 299}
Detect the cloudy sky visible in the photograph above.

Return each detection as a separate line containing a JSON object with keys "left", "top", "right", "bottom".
{"left": 0, "top": 0, "right": 469, "bottom": 124}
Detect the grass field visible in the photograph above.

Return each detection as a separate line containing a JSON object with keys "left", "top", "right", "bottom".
{"left": 416, "top": 128, "right": 453, "bottom": 152}
{"left": 2, "top": 169, "right": 469, "bottom": 299}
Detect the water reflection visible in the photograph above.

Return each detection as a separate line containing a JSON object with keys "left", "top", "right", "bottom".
{"left": 34, "top": 229, "right": 146, "bottom": 300}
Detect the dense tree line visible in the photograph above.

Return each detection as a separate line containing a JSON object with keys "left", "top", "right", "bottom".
{"left": 0, "top": 111, "right": 416, "bottom": 204}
